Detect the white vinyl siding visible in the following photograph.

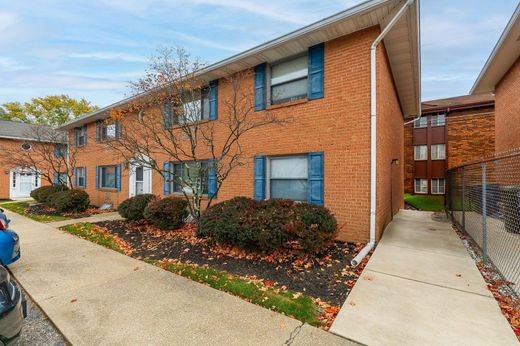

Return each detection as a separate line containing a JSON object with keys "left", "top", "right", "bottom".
{"left": 432, "top": 178, "right": 445, "bottom": 194}
{"left": 431, "top": 144, "right": 446, "bottom": 160}
{"left": 414, "top": 145, "right": 427, "bottom": 161}
{"left": 414, "top": 178, "right": 428, "bottom": 194}
{"left": 270, "top": 55, "right": 308, "bottom": 104}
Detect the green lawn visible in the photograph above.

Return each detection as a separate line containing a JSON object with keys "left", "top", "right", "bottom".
{"left": 62, "top": 222, "right": 322, "bottom": 326}
{"left": 404, "top": 193, "right": 445, "bottom": 212}
{"left": 1, "top": 201, "right": 70, "bottom": 222}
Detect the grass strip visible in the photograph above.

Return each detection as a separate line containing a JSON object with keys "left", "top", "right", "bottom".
{"left": 1, "top": 201, "right": 70, "bottom": 222}
{"left": 60, "top": 223, "right": 125, "bottom": 253}
{"left": 156, "top": 260, "right": 321, "bottom": 326}
{"left": 404, "top": 193, "right": 445, "bottom": 212}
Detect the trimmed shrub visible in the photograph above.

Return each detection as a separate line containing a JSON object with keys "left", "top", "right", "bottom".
{"left": 198, "top": 197, "right": 337, "bottom": 254}
{"left": 143, "top": 197, "right": 189, "bottom": 230}
{"left": 52, "top": 189, "right": 90, "bottom": 212}
{"left": 30, "top": 186, "right": 54, "bottom": 202}
{"left": 118, "top": 194, "right": 157, "bottom": 221}
{"left": 38, "top": 185, "right": 69, "bottom": 206}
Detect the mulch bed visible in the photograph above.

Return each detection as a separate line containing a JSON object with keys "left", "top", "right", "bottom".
{"left": 94, "top": 219, "right": 368, "bottom": 305}
{"left": 24, "top": 203, "right": 113, "bottom": 219}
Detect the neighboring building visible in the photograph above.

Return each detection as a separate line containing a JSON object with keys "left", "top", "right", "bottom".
{"left": 471, "top": 3, "right": 520, "bottom": 152}
{"left": 404, "top": 94, "right": 495, "bottom": 195}
{"left": 0, "top": 121, "right": 56, "bottom": 199}
{"left": 58, "top": 0, "right": 421, "bottom": 242}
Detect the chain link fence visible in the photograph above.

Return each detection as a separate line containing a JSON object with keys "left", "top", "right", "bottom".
{"left": 446, "top": 150, "right": 520, "bottom": 297}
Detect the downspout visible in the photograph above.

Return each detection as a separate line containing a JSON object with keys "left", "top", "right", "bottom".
{"left": 351, "top": 0, "right": 417, "bottom": 266}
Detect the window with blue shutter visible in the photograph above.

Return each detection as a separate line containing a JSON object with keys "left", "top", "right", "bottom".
{"left": 163, "top": 161, "right": 171, "bottom": 195}
{"left": 207, "top": 160, "right": 217, "bottom": 198}
{"left": 254, "top": 64, "right": 266, "bottom": 111}
{"left": 163, "top": 102, "right": 172, "bottom": 129}
{"left": 308, "top": 43, "right": 325, "bottom": 100}
{"left": 307, "top": 152, "right": 324, "bottom": 206}
{"left": 209, "top": 80, "right": 218, "bottom": 120}
{"left": 54, "top": 145, "right": 60, "bottom": 158}
{"left": 253, "top": 156, "right": 266, "bottom": 200}
{"left": 74, "top": 128, "right": 79, "bottom": 147}
{"left": 82, "top": 125, "right": 88, "bottom": 145}
{"left": 115, "top": 122, "right": 122, "bottom": 139}
{"left": 96, "top": 120, "right": 102, "bottom": 142}
{"left": 115, "top": 164, "right": 122, "bottom": 191}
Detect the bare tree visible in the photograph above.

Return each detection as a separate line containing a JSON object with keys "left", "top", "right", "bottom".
{"left": 0, "top": 125, "right": 76, "bottom": 187}
{"left": 104, "top": 47, "right": 287, "bottom": 221}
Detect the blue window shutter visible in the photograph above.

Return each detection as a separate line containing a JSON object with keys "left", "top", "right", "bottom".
{"left": 96, "top": 121, "right": 101, "bottom": 142}
{"left": 96, "top": 166, "right": 100, "bottom": 189}
{"left": 308, "top": 152, "right": 324, "bottom": 206}
{"left": 84, "top": 167, "right": 87, "bottom": 188}
{"left": 207, "top": 160, "right": 217, "bottom": 198}
{"left": 254, "top": 63, "right": 266, "bottom": 111}
{"left": 73, "top": 168, "right": 77, "bottom": 188}
{"left": 163, "top": 102, "right": 172, "bottom": 129}
{"left": 54, "top": 145, "right": 59, "bottom": 158}
{"left": 116, "top": 164, "right": 122, "bottom": 191}
{"left": 82, "top": 125, "right": 88, "bottom": 145}
{"left": 74, "top": 128, "right": 79, "bottom": 147}
{"left": 209, "top": 80, "right": 218, "bottom": 120}
{"left": 308, "top": 43, "right": 325, "bottom": 100}
{"left": 115, "top": 122, "right": 122, "bottom": 139}
{"left": 163, "top": 161, "right": 170, "bottom": 195}
{"left": 54, "top": 172, "right": 59, "bottom": 186}
{"left": 253, "top": 156, "right": 266, "bottom": 200}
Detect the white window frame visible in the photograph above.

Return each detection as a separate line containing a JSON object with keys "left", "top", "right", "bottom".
{"left": 414, "top": 178, "right": 428, "bottom": 194}
{"left": 414, "top": 145, "right": 427, "bottom": 161}
{"left": 269, "top": 54, "right": 308, "bottom": 105}
{"left": 414, "top": 117, "right": 428, "bottom": 128}
{"left": 431, "top": 144, "right": 446, "bottom": 160}
{"left": 100, "top": 165, "right": 117, "bottom": 189}
{"left": 266, "top": 155, "right": 308, "bottom": 202}
{"left": 76, "top": 167, "right": 86, "bottom": 188}
{"left": 431, "top": 113, "right": 446, "bottom": 127}
{"left": 431, "top": 178, "right": 445, "bottom": 195}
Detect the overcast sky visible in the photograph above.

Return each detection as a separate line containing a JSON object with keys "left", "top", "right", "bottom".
{"left": 0, "top": 0, "right": 518, "bottom": 107}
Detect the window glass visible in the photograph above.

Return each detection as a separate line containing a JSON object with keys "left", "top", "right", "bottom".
{"left": 58, "top": 173, "right": 68, "bottom": 186}
{"left": 77, "top": 167, "right": 85, "bottom": 187}
{"left": 414, "top": 178, "right": 428, "bottom": 194}
{"left": 414, "top": 117, "right": 428, "bottom": 128}
{"left": 431, "top": 144, "right": 446, "bottom": 160}
{"left": 269, "top": 156, "right": 308, "bottom": 201}
{"left": 103, "top": 124, "right": 116, "bottom": 140}
{"left": 432, "top": 178, "right": 445, "bottom": 194}
{"left": 101, "top": 166, "right": 116, "bottom": 188}
{"left": 202, "top": 88, "right": 210, "bottom": 120}
{"left": 171, "top": 161, "right": 208, "bottom": 195}
{"left": 78, "top": 129, "right": 86, "bottom": 146}
{"left": 431, "top": 113, "right": 446, "bottom": 126}
{"left": 271, "top": 55, "right": 308, "bottom": 104}
{"left": 414, "top": 145, "right": 427, "bottom": 160}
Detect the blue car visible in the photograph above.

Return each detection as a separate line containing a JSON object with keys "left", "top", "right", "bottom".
{"left": 0, "top": 210, "right": 20, "bottom": 266}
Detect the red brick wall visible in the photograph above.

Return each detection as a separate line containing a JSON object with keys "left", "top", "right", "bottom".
{"left": 447, "top": 107, "right": 495, "bottom": 169}
{"left": 73, "top": 25, "right": 404, "bottom": 243}
{"left": 495, "top": 56, "right": 520, "bottom": 152}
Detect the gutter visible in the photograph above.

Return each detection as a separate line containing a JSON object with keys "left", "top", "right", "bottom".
{"left": 351, "top": 0, "right": 417, "bottom": 266}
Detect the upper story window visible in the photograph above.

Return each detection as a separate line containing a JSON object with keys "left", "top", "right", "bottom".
{"left": 431, "top": 113, "right": 446, "bottom": 127}
{"left": 431, "top": 144, "right": 446, "bottom": 160}
{"left": 182, "top": 89, "right": 210, "bottom": 123}
{"left": 97, "top": 120, "right": 120, "bottom": 142}
{"left": 54, "top": 144, "right": 67, "bottom": 158}
{"left": 74, "top": 125, "right": 87, "bottom": 147}
{"left": 414, "top": 117, "right": 428, "bottom": 128}
{"left": 102, "top": 123, "right": 116, "bottom": 140}
{"left": 21, "top": 143, "right": 31, "bottom": 151}
{"left": 414, "top": 145, "right": 427, "bottom": 161}
{"left": 270, "top": 55, "right": 308, "bottom": 104}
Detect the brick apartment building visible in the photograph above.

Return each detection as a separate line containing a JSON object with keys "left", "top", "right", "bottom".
{"left": 58, "top": 0, "right": 421, "bottom": 242}
{"left": 404, "top": 94, "right": 495, "bottom": 195}
{"left": 0, "top": 120, "right": 57, "bottom": 199}
{"left": 472, "top": 2, "right": 520, "bottom": 152}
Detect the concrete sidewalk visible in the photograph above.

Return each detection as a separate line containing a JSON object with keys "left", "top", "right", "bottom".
{"left": 46, "top": 211, "right": 123, "bottom": 228}
{"left": 330, "top": 210, "right": 518, "bottom": 345}
{"left": 5, "top": 209, "right": 355, "bottom": 345}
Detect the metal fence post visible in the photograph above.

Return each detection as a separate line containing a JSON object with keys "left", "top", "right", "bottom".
{"left": 482, "top": 162, "right": 488, "bottom": 262}
{"left": 462, "top": 166, "right": 465, "bottom": 231}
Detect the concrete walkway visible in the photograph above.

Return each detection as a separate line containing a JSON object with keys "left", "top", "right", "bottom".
{"left": 5, "top": 209, "right": 355, "bottom": 345}
{"left": 330, "top": 210, "right": 518, "bottom": 346}
{"left": 46, "top": 211, "right": 123, "bottom": 228}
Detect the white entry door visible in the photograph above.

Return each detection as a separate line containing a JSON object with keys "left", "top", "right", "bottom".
{"left": 10, "top": 168, "right": 40, "bottom": 199}
{"left": 129, "top": 164, "right": 152, "bottom": 197}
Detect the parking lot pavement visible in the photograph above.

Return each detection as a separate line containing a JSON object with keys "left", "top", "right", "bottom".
{"left": 12, "top": 280, "right": 65, "bottom": 346}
